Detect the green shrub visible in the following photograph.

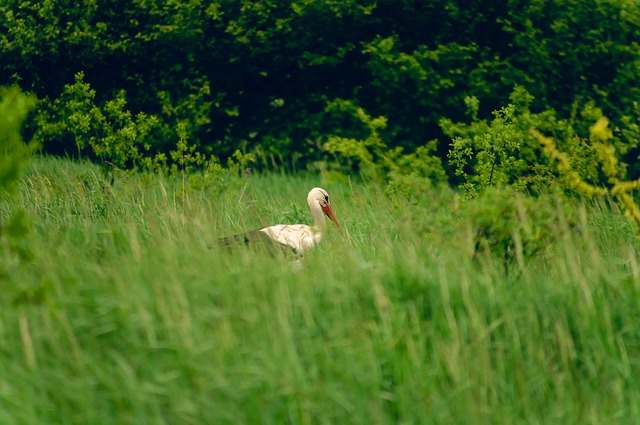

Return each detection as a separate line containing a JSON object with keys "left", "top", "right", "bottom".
{"left": 33, "top": 73, "right": 253, "bottom": 192}
{"left": 533, "top": 116, "right": 640, "bottom": 233}
{"left": 0, "top": 86, "right": 37, "bottom": 268}
{"left": 444, "top": 87, "right": 563, "bottom": 195}
{"left": 460, "top": 186, "right": 577, "bottom": 270}
{"left": 33, "top": 72, "right": 160, "bottom": 178}
{"left": 321, "top": 98, "right": 447, "bottom": 197}
{"left": 446, "top": 100, "right": 527, "bottom": 195}
{"left": 443, "top": 87, "right": 640, "bottom": 196}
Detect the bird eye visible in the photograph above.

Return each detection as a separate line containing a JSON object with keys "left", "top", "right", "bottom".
{"left": 324, "top": 195, "right": 329, "bottom": 202}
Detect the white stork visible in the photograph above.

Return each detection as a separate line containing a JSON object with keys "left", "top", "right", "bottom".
{"left": 217, "top": 187, "right": 341, "bottom": 256}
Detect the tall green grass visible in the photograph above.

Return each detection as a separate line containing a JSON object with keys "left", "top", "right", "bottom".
{"left": 1, "top": 156, "right": 639, "bottom": 424}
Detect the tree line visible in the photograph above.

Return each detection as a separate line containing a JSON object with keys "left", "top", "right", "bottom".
{"left": 1, "top": 0, "right": 639, "bottom": 181}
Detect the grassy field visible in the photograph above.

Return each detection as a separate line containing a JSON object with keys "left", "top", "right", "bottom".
{"left": 1, "top": 155, "right": 640, "bottom": 424}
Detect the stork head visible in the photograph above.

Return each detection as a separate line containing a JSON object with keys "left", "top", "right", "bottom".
{"left": 307, "top": 187, "right": 341, "bottom": 230}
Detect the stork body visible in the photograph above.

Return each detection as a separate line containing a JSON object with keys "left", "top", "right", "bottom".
{"left": 217, "top": 187, "right": 340, "bottom": 256}
{"left": 258, "top": 224, "right": 321, "bottom": 255}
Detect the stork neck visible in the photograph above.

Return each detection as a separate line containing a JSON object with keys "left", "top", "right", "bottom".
{"left": 310, "top": 202, "right": 327, "bottom": 229}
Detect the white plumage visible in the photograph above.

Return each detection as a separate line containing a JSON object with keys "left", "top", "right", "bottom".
{"left": 218, "top": 187, "right": 341, "bottom": 255}
{"left": 258, "top": 224, "right": 322, "bottom": 254}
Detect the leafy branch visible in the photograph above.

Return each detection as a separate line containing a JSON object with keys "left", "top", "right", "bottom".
{"left": 532, "top": 117, "right": 640, "bottom": 229}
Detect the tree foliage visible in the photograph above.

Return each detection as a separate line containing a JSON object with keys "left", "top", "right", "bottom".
{"left": 1, "top": 0, "right": 638, "bottom": 173}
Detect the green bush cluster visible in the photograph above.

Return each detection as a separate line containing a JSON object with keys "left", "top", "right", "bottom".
{"left": 533, "top": 117, "right": 640, "bottom": 231}
{"left": 460, "top": 186, "right": 578, "bottom": 270}
{"left": 33, "top": 72, "right": 160, "bottom": 177}
{"left": 1, "top": 0, "right": 638, "bottom": 170}
{"left": 319, "top": 99, "right": 447, "bottom": 200}
{"left": 33, "top": 72, "right": 253, "bottom": 190}
{"left": 442, "top": 86, "right": 639, "bottom": 196}
{"left": 443, "top": 90, "right": 640, "bottom": 258}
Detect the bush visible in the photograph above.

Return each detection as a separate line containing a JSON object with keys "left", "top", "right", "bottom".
{"left": 33, "top": 73, "right": 253, "bottom": 191}
{"left": 32, "top": 72, "right": 160, "bottom": 178}
{"left": 320, "top": 99, "right": 447, "bottom": 197}
{"left": 460, "top": 186, "right": 578, "bottom": 271}
{"left": 0, "top": 86, "right": 37, "bottom": 268}
{"left": 443, "top": 86, "right": 640, "bottom": 196}
{"left": 533, "top": 116, "right": 640, "bottom": 232}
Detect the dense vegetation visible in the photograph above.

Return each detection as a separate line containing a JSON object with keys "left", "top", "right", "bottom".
{"left": 3, "top": 1, "right": 640, "bottom": 423}
{"left": 1, "top": 0, "right": 640, "bottom": 177}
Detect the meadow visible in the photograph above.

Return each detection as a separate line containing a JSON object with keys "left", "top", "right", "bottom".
{"left": 1, "top": 155, "right": 640, "bottom": 424}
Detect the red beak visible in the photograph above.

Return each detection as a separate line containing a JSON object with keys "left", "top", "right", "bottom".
{"left": 321, "top": 204, "right": 341, "bottom": 230}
